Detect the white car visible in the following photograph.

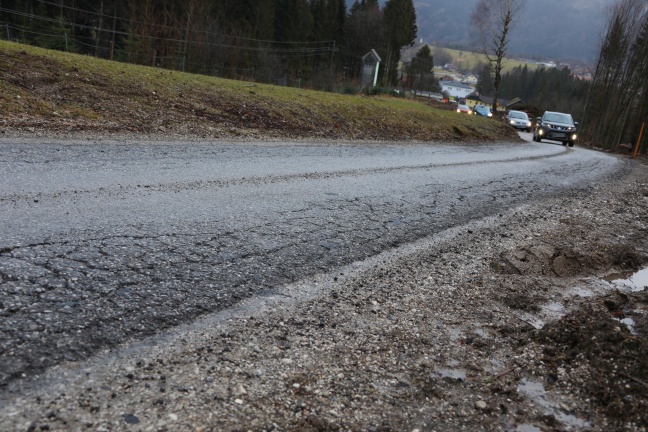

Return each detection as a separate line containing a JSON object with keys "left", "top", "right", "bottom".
{"left": 504, "top": 110, "right": 532, "bottom": 132}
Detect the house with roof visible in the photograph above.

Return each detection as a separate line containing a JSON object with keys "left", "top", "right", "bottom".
{"left": 462, "top": 74, "right": 478, "bottom": 85}
{"left": 439, "top": 79, "right": 475, "bottom": 99}
{"left": 464, "top": 92, "right": 482, "bottom": 108}
{"left": 474, "top": 96, "right": 526, "bottom": 113}
{"left": 443, "top": 63, "right": 457, "bottom": 72}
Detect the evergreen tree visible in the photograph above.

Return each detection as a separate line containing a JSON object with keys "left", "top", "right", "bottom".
{"left": 382, "top": 0, "right": 417, "bottom": 86}
{"left": 476, "top": 64, "right": 494, "bottom": 96}
{"left": 408, "top": 45, "right": 436, "bottom": 91}
{"left": 345, "top": 0, "right": 384, "bottom": 81}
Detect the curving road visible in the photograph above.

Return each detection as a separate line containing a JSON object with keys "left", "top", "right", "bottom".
{"left": 0, "top": 137, "right": 626, "bottom": 387}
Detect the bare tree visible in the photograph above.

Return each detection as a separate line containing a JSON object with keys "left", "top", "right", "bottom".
{"left": 583, "top": 0, "right": 648, "bottom": 149}
{"left": 470, "top": 0, "right": 525, "bottom": 112}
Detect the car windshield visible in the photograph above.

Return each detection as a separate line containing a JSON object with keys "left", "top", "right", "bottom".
{"left": 509, "top": 111, "right": 528, "bottom": 120}
{"left": 477, "top": 106, "right": 490, "bottom": 112}
{"left": 544, "top": 113, "right": 574, "bottom": 124}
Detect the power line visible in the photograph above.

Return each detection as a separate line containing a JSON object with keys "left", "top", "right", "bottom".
{"left": 2, "top": 21, "right": 332, "bottom": 60}
{"left": 11, "top": 1, "right": 335, "bottom": 46}
{"left": 0, "top": 7, "right": 334, "bottom": 54}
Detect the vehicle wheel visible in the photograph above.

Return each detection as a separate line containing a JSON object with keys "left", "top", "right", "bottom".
{"left": 536, "top": 135, "right": 542, "bottom": 143}
{"left": 562, "top": 141, "right": 568, "bottom": 146}
{"left": 568, "top": 141, "right": 574, "bottom": 147}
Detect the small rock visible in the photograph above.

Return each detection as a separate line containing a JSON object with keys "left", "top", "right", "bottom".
{"left": 475, "top": 401, "right": 487, "bottom": 410}
{"left": 122, "top": 414, "right": 139, "bottom": 424}
{"left": 234, "top": 399, "right": 244, "bottom": 405}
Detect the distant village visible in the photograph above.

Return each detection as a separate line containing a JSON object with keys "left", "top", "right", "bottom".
{"left": 402, "top": 45, "right": 594, "bottom": 113}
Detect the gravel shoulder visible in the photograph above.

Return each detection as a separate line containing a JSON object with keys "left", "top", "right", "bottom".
{"left": 1, "top": 153, "right": 647, "bottom": 432}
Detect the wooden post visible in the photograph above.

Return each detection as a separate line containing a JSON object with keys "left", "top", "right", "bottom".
{"left": 96, "top": 0, "right": 104, "bottom": 57}
{"left": 110, "top": 8, "right": 117, "bottom": 61}
{"left": 633, "top": 122, "right": 645, "bottom": 159}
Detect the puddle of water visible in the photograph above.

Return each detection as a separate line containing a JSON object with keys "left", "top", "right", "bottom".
{"left": 475, "top": 328, "right": 491, "bottom": 338}
{"left": 434, "top": 368, "right": 466, "bottom": 380}
{"left": 604, "top": 267, "right": 648, "bottom": 292}
{"left": 515, "top": 424, "right": 542, "bottom": 432}
{"left": 449, "top": 328, "right": 463, "bottom": 342}
{"left": 541, "top": 302, "right": 565, "bottom": 320}
{"left": 515, "top": 313, "right": 545, "bottom": 329}
{"left": 517, "top": 379, "right": 589, "bottom": 429}
{"left": 569, "top": 286, "right": 595, "bottom": 297}
{"left": 615, "top": 317, "right": 637, "bottom": 335}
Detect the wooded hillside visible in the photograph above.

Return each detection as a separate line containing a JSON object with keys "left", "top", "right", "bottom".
{"left": 0, "top": 0, "right": 416, "bottom": 90}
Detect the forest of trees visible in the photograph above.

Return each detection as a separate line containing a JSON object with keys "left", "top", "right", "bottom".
{"left": 581, "top": 0, "right": 648, "bottom": 150}
{"left": 0, "top": 0, "right": 417, "bottom": 90}
{"left": 496, "top": 65, "right": 589, "bottom": 118}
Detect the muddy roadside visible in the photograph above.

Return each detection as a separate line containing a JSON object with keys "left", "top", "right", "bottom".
{"left": 1, "top": 158, "right": 647, "bottom": 432}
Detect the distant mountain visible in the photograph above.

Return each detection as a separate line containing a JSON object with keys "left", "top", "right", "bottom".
{"left": 347, "top": 0, "right": 618, "bottom": 62}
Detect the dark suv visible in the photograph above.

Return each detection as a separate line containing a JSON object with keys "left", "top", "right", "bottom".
{"left": 533, "top": 111, "right": 578, "bottom": 147}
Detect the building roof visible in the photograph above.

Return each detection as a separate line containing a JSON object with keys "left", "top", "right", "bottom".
{"left": 506, "top": 97, "right": 525, "bottom": 108}
{"left": 440, "top": 80, "right": 473, "bottom": 90}
{"left": 362, "top": 49, "right": 381, "bottom": 63}
{"left": 479, "top": 95, "right": 510, "bottom": 107}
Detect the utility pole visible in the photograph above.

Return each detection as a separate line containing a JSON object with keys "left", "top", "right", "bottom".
{"left": 96, "top": 0, "right": 104, "bottom": 57}
{"left": 110, "top": 7, "right": 117, "bottom": 61}
{"left": 5, "top": 23, "right": 10, "bottom": 40}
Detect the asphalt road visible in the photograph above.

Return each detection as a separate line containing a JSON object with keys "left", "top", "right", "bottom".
{"left": 0, "top": 138, "right": 626, "bottom": 387}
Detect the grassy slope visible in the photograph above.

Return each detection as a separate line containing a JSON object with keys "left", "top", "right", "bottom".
{"left": 430, "top": 45, "right": 540, "bottom": 73}
{"left": 0, "top": 41, "right": 518, "bottom": 142}
{"left": 402, "top": 45, "right": 539, "bottom": 75}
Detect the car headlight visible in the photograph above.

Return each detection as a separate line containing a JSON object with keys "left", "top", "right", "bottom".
{"left": 538, "top": 129, "right": 544, "bottom": 135}
{"left": 572, "top": 134, "right": 577, "bottom": 140}
{"left": 509, "top": 120, "right": 515, "bottom": 125}
{"left": 457, "top": 109, "right": 461, "bottom": 113}
{"left": 487, "top": 113, "right": 492, "bottom": 117}
{"left": 527, "top": 121, "right": 532, "bottom": 127}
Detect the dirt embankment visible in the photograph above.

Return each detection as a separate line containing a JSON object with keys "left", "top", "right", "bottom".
{"left": 0, "top": 41, "right": 518, "bottom": 143}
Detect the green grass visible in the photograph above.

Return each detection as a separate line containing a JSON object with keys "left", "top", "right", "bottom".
{"left": 405, "top": 45, "right": 540, "bottom": 74}
{"left": 0, "top": 40, "right": 518, "bottom": 142}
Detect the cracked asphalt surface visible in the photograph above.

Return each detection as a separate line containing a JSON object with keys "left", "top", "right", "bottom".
{"left": 0, "top": 139, "right": 626, "bottom": 387}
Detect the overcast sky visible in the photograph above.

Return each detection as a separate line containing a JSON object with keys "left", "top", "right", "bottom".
{"left": 349, "top": 0, "right": 619, "bottom": 61}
